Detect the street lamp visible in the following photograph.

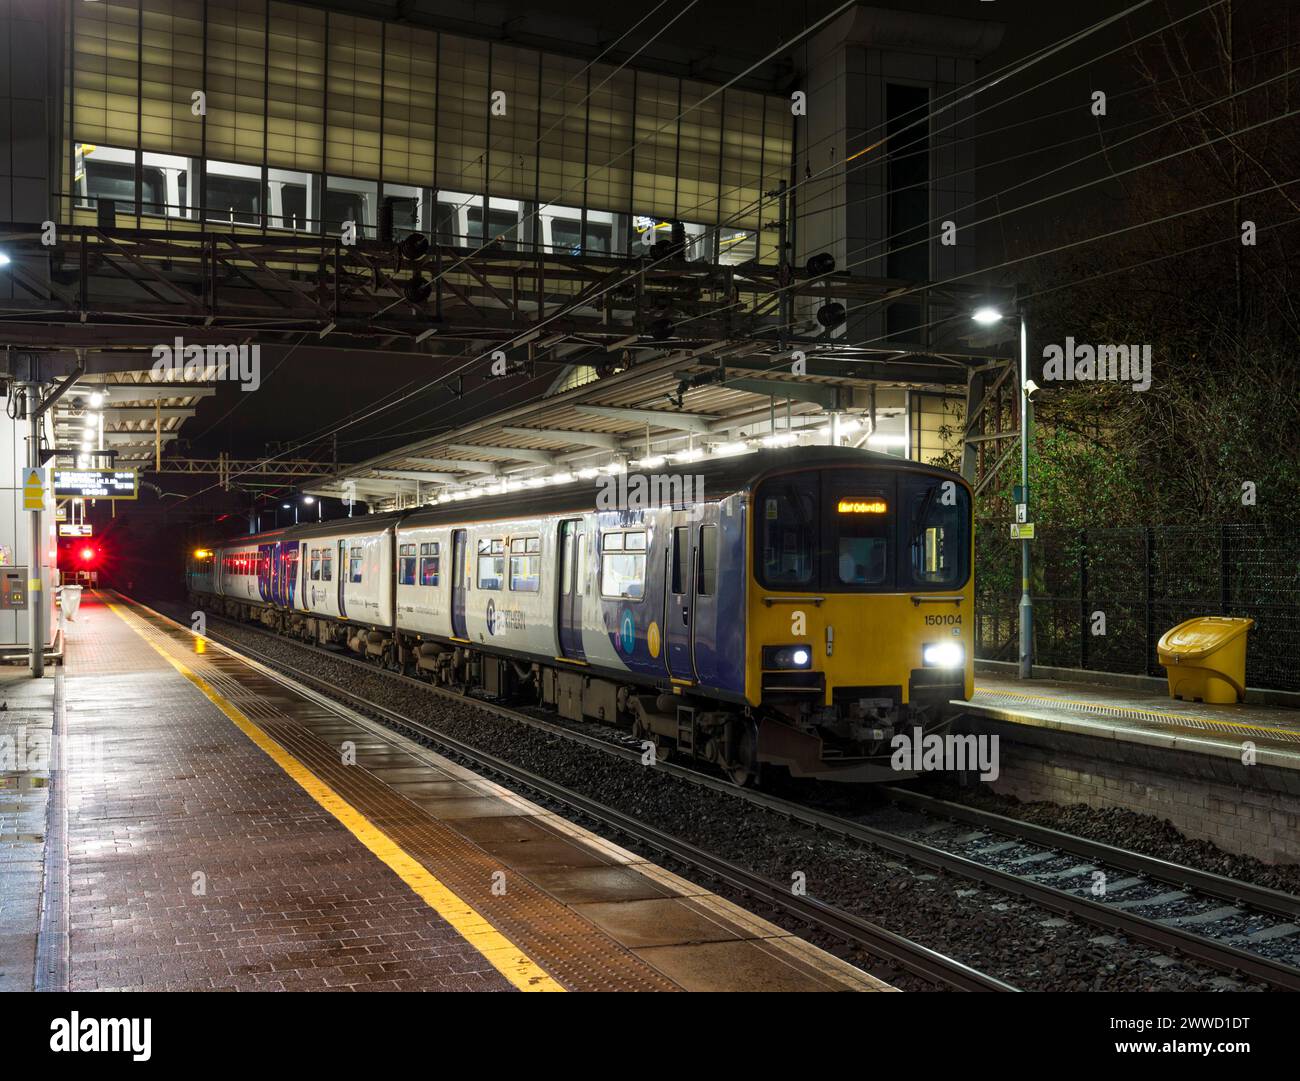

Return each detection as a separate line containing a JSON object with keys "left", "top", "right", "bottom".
{"left": 972, "top": 303, "right": 1034, "bottom": 679}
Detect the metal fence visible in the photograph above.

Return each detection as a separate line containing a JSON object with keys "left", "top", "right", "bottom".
{"left": 976, "top": 522, "right": 1300, "bottom": 692}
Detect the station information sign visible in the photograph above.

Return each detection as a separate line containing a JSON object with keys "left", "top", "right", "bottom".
{"left": 53, "top": 469, "right": 138, "bottom": 500}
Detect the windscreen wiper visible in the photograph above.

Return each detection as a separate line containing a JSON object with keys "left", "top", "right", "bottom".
{"left": 910, "top": 485, "right": 937, "bottom": 545}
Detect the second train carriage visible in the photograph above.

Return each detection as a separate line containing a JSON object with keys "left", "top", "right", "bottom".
{"left": 187, "top": 447, "right": 974, "bottom": 784}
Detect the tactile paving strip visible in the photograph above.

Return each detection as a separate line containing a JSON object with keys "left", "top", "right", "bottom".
{"left": 115, "top": 600, "right": 680, "bottom": 992}
{"left": 971, "top": 687, "right": 1300, "bottom": 745}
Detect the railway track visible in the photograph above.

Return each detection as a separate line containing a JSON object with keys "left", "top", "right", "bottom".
{"left": 186, "top": 604, "right": 1300, "bottom": 991}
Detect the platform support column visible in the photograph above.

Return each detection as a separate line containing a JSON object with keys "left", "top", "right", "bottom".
{"left": 23, "top": 382, "right": 44, "bottom": 679}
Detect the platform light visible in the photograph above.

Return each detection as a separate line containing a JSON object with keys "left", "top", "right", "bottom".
{"left": 82, "top": 417, "right": 96, "bottom": 432}
{"left": 577, "top": 467, "right": 599, "bottom": 480}
{"left": 633, "top": 455, "right": 665, "bottom": 469}
{"left": 0, "top": 252, "right": 10, "bottom": 267}
{"left": 672, "top": 447, "right": 704, "bottom": 463}
{"left": 302, "top": 495, "right": 315, "bottom": 504}
{"left": 712, "top": 441, "right": 750, "bottom": 457}
{"left": 550, "top": 471, "right": 573, "bottom": 485}
{"left": 89, "top": 391, "right": 105, "bottom": 407}
{"left": 281, "top": 502, "right": 290, "bottom": 509}
{"left": 866, "top": 433, "right": 907, "bottom": 449}
{"left": 761, "top": 432, "right": 798, "bottom": 448}
{"left": 972, "top": 306, "right": 1003, "bottom": 326}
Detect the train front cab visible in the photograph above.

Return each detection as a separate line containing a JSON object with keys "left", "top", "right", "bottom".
{"left": 746, "top": 461, "right": 974, "bottom": 782}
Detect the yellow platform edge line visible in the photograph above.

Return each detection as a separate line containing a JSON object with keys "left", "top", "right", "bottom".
{"left": 102, "top": 599, "right": 564, "bottom": 993}
{"left": 974, "top": 684, "right": 1298, "bottom": 740}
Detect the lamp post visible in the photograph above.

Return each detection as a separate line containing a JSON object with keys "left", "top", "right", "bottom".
{"left": 973, "top": 304, "right": 1034, "bottom": 679}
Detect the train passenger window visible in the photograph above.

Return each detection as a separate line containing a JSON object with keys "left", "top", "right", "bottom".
{"left": 321, "top": 550, "right": 333, "bottom": 581}
{"left": 420, "top": 542, "right": 440, "bottom": 586}
{"left": 601, "top": 531, "right": 645, "bottom": 600}
{"left": 349, "top": 545, "right": 364, "bottom": 583}
{"left": 509, "top": 537, "right": 540, "bottom": 592}
{"left": 398, "top": 543, "right": 417, "bottom": 586}
{"left": 310, "top": 548, "right": 321, "bottom": 581}
{"left": 697, "top": 526, "right": 717, "bottom": 596}
{"left": 757, "top": 476, "right": 817, "bottom": 587}
{"left": 477, "top": 538, "right": 504, "bottom": 590}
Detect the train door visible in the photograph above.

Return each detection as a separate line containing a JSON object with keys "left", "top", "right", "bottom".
{"left": 665, "top": 514, "right": 697, "bottom": 681}
{"left": 337, "top": 539, "right": 348, "bottom": 618}
{"left": 300, "top": 543, "right": 310, "bottom": 610}
{"left": 284, "top": 544, "right": 299, "bottom": 607}
{"left": 450, "top": 529, "right": 468, "bottom": 638}
{"left": 557, "top": 519, "right": 585, "bottom": 659}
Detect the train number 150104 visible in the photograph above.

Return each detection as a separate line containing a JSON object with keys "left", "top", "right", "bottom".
{"left": 923, "top": 613, "right": 962, "bottom": 626}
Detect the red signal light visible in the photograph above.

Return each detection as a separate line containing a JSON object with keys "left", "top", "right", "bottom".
{"left": 80, "top": 546, "right": 95, "bottom": 563}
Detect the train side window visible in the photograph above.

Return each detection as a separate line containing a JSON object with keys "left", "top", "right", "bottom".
{"left": 321, "top": 550, "right": 333, "bottom": 581}
{"left": 509, "top": 536, "right": 540, "bottom": 592}
{"left": 398, "top": 543, "right": 417, "bottom": 586}
{"left": 697, "top": 525, "right": 717, "bottom": 596}
{"left": 477, "top": 538, "right": 504, "bottom": 590}
{"left": 349, "top": 545, "right": 364, "bottom": 583}
{"left": 601, "top": 530, "right": 645, "bottom": 600}
{"left": 420, "top": 542, "right": 440, "bottom": 586}
{"left": 575, "top": 534, "right": 586, "bottom": 596}
{"left": 310, "top": 548, "right": 321, "bottom": 581}
{"left": 671, "top": 526, "right": 688, "bottom": 594}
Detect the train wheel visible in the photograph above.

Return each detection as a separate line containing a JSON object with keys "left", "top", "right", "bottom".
{"left": 722, "top": 720, "right": 760, "bottom": 787}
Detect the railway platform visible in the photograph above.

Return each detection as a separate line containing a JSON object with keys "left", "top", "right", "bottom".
{"left": 956, "top": 671, "right": 1300, "bottom": 863}
{"left": 6, "top": 590, "right": 888, "bottom": 993}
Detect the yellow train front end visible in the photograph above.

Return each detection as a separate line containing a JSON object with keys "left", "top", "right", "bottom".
{"left": 744, "top": 455, "right": 974, "bottom": 782}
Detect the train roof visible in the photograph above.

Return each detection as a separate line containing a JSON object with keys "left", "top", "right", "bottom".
{"left": 203, "top": 447, "right": 963, "bottom": 547}
{"left": 399, "top": 445, "right": 960, "bottom": 529}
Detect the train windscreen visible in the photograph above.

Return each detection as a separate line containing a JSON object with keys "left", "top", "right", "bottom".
{"left": 755, "top": 469, "right": 970, "bottom": 592}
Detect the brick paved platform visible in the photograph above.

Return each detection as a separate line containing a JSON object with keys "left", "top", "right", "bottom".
{"left": 48, "top": 592, "right": 890, "bottom": 992}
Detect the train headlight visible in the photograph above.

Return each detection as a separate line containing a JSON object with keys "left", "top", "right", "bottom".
{"left": 923, "top": 642, "right": 965, "bottom": 668}
{"left": 763, "top": 645, "right": 813, "bottom": 670}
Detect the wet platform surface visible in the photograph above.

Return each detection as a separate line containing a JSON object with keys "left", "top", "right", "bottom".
{"left": 37, "top": 592, "right": 888, "bottom": 993}
{"left": 964, "top": 675, "right": 1300, "bottom": 768}
{"left": 0, "top": 667, "right": 57, "bottom": 991}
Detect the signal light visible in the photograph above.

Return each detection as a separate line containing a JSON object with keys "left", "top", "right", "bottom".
{"left": 80, "top": 546, "right": 95, "bottom": 563}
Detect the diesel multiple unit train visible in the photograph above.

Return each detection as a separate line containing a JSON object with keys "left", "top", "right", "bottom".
{"left": 186, "top": 446, "right": 973, "bottom": 784}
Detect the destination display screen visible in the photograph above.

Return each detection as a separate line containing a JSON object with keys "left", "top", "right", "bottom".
{"left": 837, "top": 498, "right": 888, "bottom": 514}
{"left": 53, "top": 469, "right": 138, "bottom": 499}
